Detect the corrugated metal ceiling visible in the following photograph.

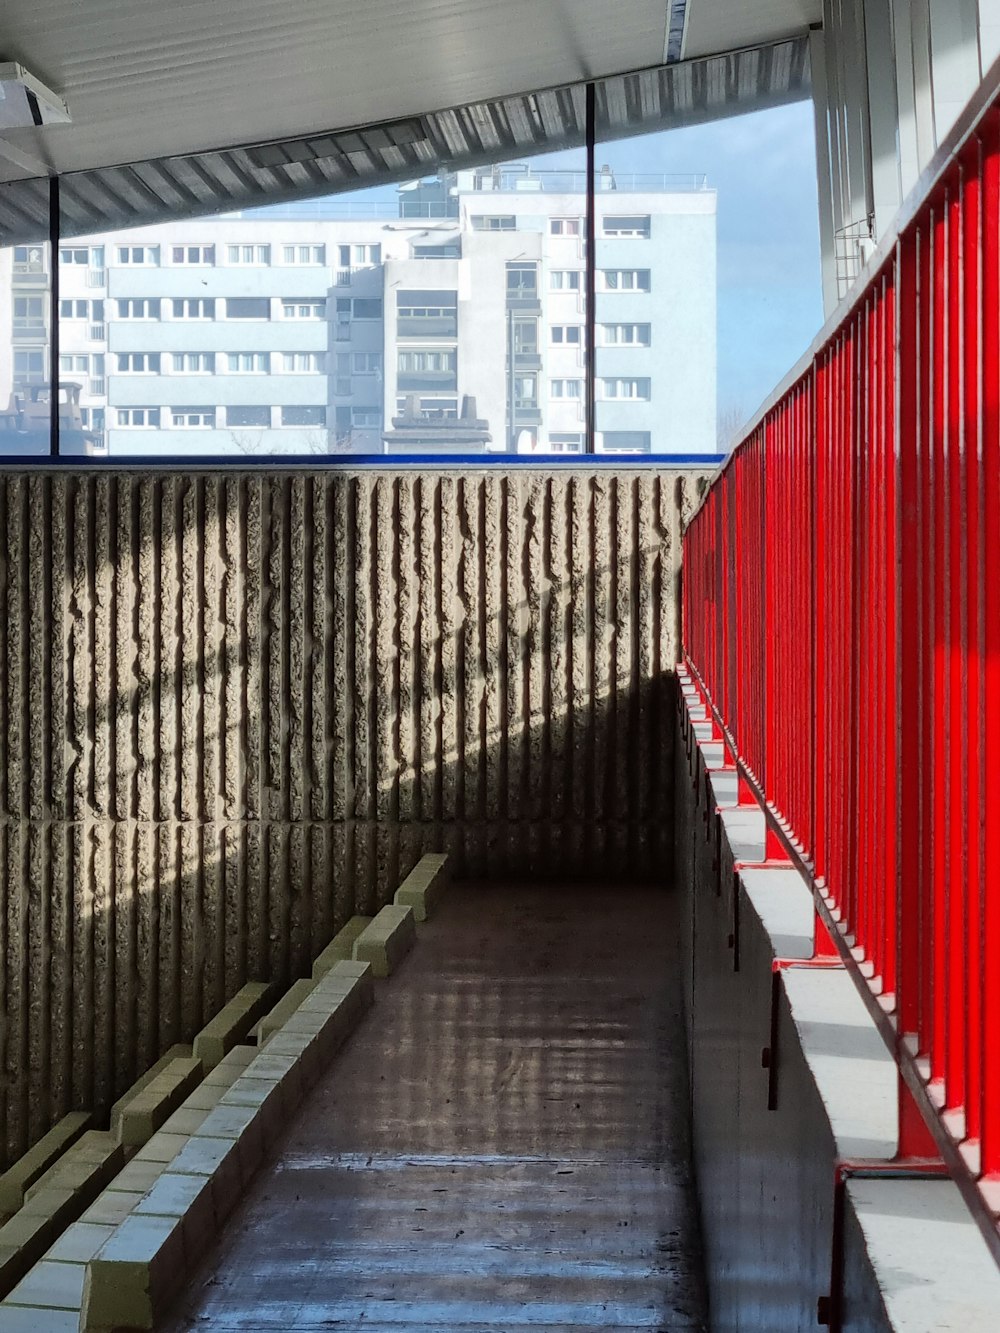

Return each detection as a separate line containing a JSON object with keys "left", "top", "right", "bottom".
{"left": 0, "top": 37, "right": 810, "bottom": 244}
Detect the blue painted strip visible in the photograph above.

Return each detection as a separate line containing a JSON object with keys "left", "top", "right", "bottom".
{"left": 0, "top": 452, "right": 725, "bottom": 470}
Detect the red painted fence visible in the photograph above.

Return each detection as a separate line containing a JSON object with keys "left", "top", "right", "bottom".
{"left": 683, "top": 104, "right": 1000, "bottom": 1222}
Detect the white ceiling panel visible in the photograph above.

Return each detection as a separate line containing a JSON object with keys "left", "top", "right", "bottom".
{"left": 0, "top": 35, "right": 812, "bottom": 244}
{"left": 0, "top": 0, "right": 669, "bottom": 179}
{"left": 683, "top": 0, "right": 821, "bottom": 60}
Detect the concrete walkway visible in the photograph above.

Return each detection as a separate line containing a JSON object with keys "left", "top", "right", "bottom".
{"left": 165, "top": 883, "right": 708, "bottom": 1331}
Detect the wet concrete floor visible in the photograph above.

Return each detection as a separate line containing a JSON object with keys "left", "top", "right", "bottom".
{"left": 166, "top": 883, "right": 708, "bottom": 1331}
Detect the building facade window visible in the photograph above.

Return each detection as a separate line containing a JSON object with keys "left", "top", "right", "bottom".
{"left": 397, "top": 290, "right": 458, "bottom": 338}
{"left": 227, "top": 406, "right": 271, "bottom": 427}
{"left": 353, "top": 353, "right": 382, "bottom": 374}
{"left": 514, "top": 374, "right": 538, "bottom": 408}
{"left": 118, "top": 298, "right": 161, "bottom": 319}
{"left": 601, "top": 430, "right": 651, "bottom": 452}
{"left": 282, "top": 352, "right": 325, "bottom": 373}
{"left": 117, "top": 245, "right": 160, "bottom": 265}
{"left": 473, "top": 216, "right": 516, "bottom": 231}
{"left": 283, "top": 244, "right": 326, "bottom": 265}
{"left": 171, "top": 298, "right": 214, "bottom": 319}
{"left": 59, "top": 247, "right": 91, "bottom": 265}
{"left": 172, "top": 245, "right": 215, "bottom": 264}
{"left": 398, "top": 348, "right": 457, "bottom": 391}
{"left": 550, "top": 270, "right": 582, "bottom": 291}
{"left": 226, "top": 244, "right": 271, "bottom": 265}
{"left": 600, "top": 323, "right": 651, "bottom": 345}
{"left": 173, "top": 353, "right": 214, "bottom": 373}
{"left": 338, "top": 244, "right": 380, "bottom": 266}
{"left": 59, "top": 354, "right": 92, "bottom": 374}
{"left": 599, "top": 269, "right": 651, "bottom": 291}
{"left": 60, "top": 299, "right": 103, "bottom": 320}
{"left": 602, "top": 215, "right": 651, "bottom": 237}
{"left": 170, "top": 407, "right": 216, "bottom": 428}
{"left": 117, "top": 408, "right": 160, "bottom": 427}
{"left": 14, "top": 350, "right": 46, "bottom": 382}
{"left": 225, "top": 298, "right": 269, "bottom": 319}
{"left": 550, "top": 218, "right": 582, "bottom": 236}
{"left": 281, "top": 300, "right": 325, "bottom": 319}
{"left": 282, "top": 406, "right": 326, "bottom": 427}
{"left": 550, "top": 378, "right": 584, "bottom": 399}
{"left": 117, "top": 353, "right": 161, "bottom": 373}
{"left": 549, "top": 433, "right": 584, "bottom": 452}
{"left": 513, "top": 320, "right": 538, "bottom": 355}
{"left": 352, "top": 408, "right": 380, "bottom": 427}
{"left": 227, "top": 353, "right": 269, "bottom": 373}
{"left": 600, "top": 377, "right": 651, "bottom": 399}
{"left": 551, "top": 325, "right": 582, "bottom": 345}
{"left": 14, "top": 296, "right": 46, "bottom": 328}
{"left": 352, "top": 299, "right": 382, "bottom": 319}
{"left": 506, "top": 263, "right": 538, "bottom": 296}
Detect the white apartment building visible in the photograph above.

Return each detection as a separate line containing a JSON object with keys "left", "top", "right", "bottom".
{"left": 4, "top": 167, "right": 717, "bottom": 456}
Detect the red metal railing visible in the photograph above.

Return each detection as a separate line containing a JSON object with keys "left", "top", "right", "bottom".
{"left": 683, "top": 99, "right": 1000, "bottom": 1234}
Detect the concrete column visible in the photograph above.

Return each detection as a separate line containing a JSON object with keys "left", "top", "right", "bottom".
{"left": 823, "top": 0, "right": 850, "bottom": 236}
{"left": 842, "top": 0, "right": 875, "bottom": 229}
{"left": 892, "top": 0, "right": 925, "bottom": 199}
{"left": 908, "top": 0, "right": 939, "bottom": 173}
{"left": 928, "top": 0, "right": 982, "bottom": 142}
{"left": 865, "top": 0, "right": 904, "bottom": 239}
{"left": 810, "top": 27, "right": 843, "bottom": 313}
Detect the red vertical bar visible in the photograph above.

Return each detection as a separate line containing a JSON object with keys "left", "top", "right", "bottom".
{"left": 882, "top": 261, "right": 899, "bottom": 1007}
{"left": 961, "top": 136, "right": 982, "bottom": 1148}
{"left": 943, "top": 170, "right": 967, "bottom": 1116}
{"left": 898, "top": 230, "right": 920, "bottom": 1035}
{"left": 980, "top": 110, "right": 1000, "bottom": 1179}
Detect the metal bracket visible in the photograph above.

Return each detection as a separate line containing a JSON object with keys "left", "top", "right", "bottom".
{"left": 817, "top": 1155, "right": 949, "bottom": 1329}
{"left": 762, "top": 952, "right": 845, "bottom": 1112}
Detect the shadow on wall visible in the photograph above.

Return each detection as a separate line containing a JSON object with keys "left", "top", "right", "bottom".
{"left": 0, "top": 466, "right": 709, "bottom": 1167}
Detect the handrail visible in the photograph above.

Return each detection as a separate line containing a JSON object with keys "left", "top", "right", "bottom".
{"left": 683, "top": 71, "right": 1000, "bottom": 1254}
{"left": 691, "top": 46, "right": 1000, "bottom": 523}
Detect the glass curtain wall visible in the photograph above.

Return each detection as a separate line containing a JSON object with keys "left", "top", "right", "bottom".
{"left": 0, "top": 181, "right": 59, "bottom": 456}
{"left": 43, "top": 147, "right": 590, "bottom": 459}
{"left": 3, "top": 100, "right": 808, "bottom": 460}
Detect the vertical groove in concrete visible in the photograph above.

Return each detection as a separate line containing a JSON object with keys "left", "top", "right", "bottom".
{"left": 0, "top": 465, "right": 708, "bottom": 1168}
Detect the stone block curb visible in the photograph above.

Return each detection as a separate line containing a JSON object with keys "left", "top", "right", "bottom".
{"left": 393, "top": 853, "right": 450, "bottom": 922}
{"left": 352, "top": 904, "right": 416, "bottom": 977}
{"left": 311, "top": 916, "right": 372, "bottom": 980}
{"left": 0, "top": 1115, "right": 92, "bottom": 1219}
{"left": 192, "top": 982, "right": 274, "bottom": 1070}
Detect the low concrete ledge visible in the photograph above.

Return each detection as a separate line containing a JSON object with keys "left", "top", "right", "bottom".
{"left": 352, "top": 904, "right": 416, "bottom": 978}
{"left": 109, "top": 1045, "right": 192, "bottom": 1140}
{"left": 24, "top": 1135, "right": 125, "bottom": 1208}
{"left": 116, "top": 1058, "right": 204, "bottom": 1149}
{"left": 844, "top": 1178, "right": 1000, "bottom": 1330}
{"left": 0, "top": 1134, "right": 125, "bottom": 1298}
{"left": 254, "top": 978, "right": 317, "bottom": 1046}
{"left": 678, "top": 686, "right": 1000, "bottom": 1329}
{"left": 81, "top": 1213, "right": 185, "bottom": 1332}
{"left": 0, "top": 1115, "right": 92, "bottom": 1220}
{"left": 78, "top": 961, "right": 375, "bottom": 1331}
{"left": 192, "top": 982, "right": 274, "bottom": 1069}
{"left": 393, "top": 853, "right": 450, "bottom": 922}
{"left": 311, "top": 916, "right": 372, "bottom": 980}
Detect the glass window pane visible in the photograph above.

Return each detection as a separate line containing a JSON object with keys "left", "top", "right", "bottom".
{"left": 2, "top": 185, "right": 88, "bottom": 456}
{"left": 594, "top": 110, "right": 822, "bottom": 455}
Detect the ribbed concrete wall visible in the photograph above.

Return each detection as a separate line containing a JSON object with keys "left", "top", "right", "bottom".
{"left": 0, "top": 465, "right": 708, "bottom": 1166}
